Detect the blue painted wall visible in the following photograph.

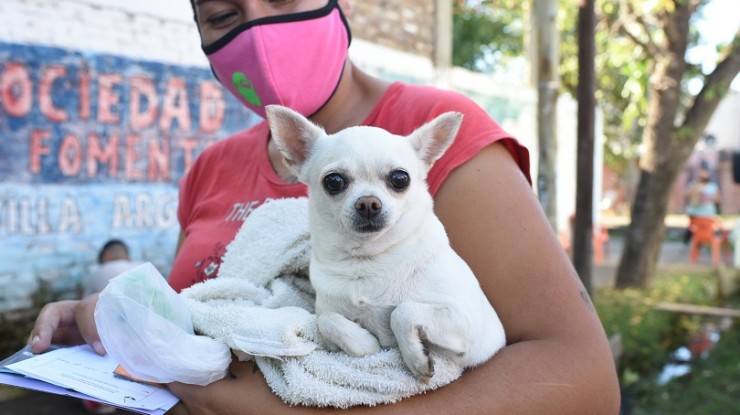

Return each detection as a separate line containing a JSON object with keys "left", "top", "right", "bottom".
{"left": 0, "top": 42, "right": 258, "bottom": 311}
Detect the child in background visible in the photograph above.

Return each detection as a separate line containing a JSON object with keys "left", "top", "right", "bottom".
{"left": 81, "top": 239, "right": 140, "bottom": 414}
{"left": 82, "top": 240, "right": 141, "bottom": 297}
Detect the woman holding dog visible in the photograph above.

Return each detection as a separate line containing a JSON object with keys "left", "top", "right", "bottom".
{"left": 29, "top": 0, "right": 621, "bottom": 413}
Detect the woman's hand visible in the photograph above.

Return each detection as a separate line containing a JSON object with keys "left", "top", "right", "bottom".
{"left": 167, "top": 358, "right": 287, "bottom": 415}
{"left": 29, "top": 294, "right": 104, "bottom": 355}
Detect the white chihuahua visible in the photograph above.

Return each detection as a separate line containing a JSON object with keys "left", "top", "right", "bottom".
{"left": 265, "top": 105, "right": 506, "bottom": 381}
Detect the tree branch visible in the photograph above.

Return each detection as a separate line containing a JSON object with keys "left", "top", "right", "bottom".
{"left": 682, "top": 34, "right": 740, "bottom": 135}
{"left": 686, "top": 0, "right": 703, "bottom": 15}
{"left": 614, "top": 0, "right": 660, "bottom": 56}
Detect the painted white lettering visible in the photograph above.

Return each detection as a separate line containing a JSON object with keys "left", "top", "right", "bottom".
{"left": 112, "top": 194, "right": 133, "bottom": 229}
{"left": 135, "top": 193, "right": 154, "bottom": 228}
{"left": 19, "top": 198, "right": 34, "bottom": 235}
{"left": 37, "top": 197, "right": 51, "bottom": 234}
{"left": 156, "top": 193, "right": 177, "bottom": 228}
{"left": 111, "top": 192, "right": 178, "bottom": 230}
{"left": 0, "top": 198, "right": 18, "bottom": 233}
{"left": 0, "top": 196, "right": 67, "bottom": 235}
{"left": 58, "top": 198, "right": 82, "bottom": 234}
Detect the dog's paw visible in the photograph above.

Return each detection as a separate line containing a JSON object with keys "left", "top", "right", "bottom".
{"left": 343, "top": 334, "right": 383, "bottom": 357}
{"left": 318, "top": 312, "right": 381, "bottom": 357}
{"left": 399, "top": 325, "right": 436, "bottom": 381}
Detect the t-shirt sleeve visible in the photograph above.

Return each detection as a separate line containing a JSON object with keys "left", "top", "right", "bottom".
{"left": 424, "top": 90, "right": 531, "bottom": 195}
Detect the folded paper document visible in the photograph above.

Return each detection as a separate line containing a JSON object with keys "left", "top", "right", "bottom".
{"left": 0, "top": 344, "right": 179, "bottom": 415}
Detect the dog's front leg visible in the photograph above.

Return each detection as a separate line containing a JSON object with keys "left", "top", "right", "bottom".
{"left": 390, "top": 302, "right": 468, "bottom": 381}
{"left": 317, "top": 312, "right": 382, "bottom": 356}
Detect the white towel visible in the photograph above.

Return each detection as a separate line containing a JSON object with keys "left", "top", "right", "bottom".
{"left": 179, "top": 197, "right": 464, "bottom": 408}
{"left": 99, "top": 198, "right": 463, "bottom": 407}
{"left": 217, "top": 197, "right": 311, "bottom": 287}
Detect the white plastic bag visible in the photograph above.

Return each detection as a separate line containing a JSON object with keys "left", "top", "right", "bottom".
{"left": 95, "top": 262, "right": 231, "bottom": 386}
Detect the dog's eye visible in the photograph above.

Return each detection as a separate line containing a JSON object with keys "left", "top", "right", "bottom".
{"left": 388, "top": 170, "right": 410, "bottom": 191}
{"left": 323, "top": 173, "right": 347, "bottom": 195}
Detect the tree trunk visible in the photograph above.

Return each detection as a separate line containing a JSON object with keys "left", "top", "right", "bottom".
{"left": 534, "top": 0, "right": 559, "bottom": 230}
{"left": 574, "top": 0, "right": 595, "bottom": 294}
{"left": 433, "top": 0, "right": 453, "bottom": 69}
{"left": 615, "top": 171, "right": 667, "bottom": 287}
{"left": 615, "top": 2, "right": 740, "bottom": 288}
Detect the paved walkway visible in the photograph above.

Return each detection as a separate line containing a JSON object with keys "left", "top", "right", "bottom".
{"left": 593, "top": 229, "right": 730, "bottom": 289}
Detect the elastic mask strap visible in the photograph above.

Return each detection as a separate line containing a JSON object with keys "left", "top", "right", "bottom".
{"left": 201, "top": 0, "right": 345, "bottom": 55}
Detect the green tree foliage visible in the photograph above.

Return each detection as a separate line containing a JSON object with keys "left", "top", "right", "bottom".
{"left": 560, "top": 0, "right": 652, "bottom": 176}
{"left": 452, "top": 0, "right": 728, "bottom": 176}
{"left": 452, "top": 0, "right": 524, "bottom": 73}
{"left": 454, "top": 0, "right": 740, "bottom": 288}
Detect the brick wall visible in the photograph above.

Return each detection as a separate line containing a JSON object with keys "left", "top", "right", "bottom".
{"left": 348, "top": 0, "right": 436, "bottom": 60}
{"left": 0, "top": 0, "right": 440, "bottom": 61}
{"left": 0, "top": 0, "right": 437, "bottom": 64}
{"left": 0, "top": 0, "right": 207, "bottom": 67}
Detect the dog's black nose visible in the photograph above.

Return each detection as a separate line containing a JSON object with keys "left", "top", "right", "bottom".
{"left": 355, "top": 196, "right": 382, "bottom": 219}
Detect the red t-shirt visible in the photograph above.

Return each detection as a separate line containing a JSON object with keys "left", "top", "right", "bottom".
{"left": 170, "top": 82, "right": 531, "bottom": 292}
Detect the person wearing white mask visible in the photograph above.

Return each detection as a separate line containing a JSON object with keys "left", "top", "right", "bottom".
{"left": 81, "top": 240, "right": 141, "bottom": 297}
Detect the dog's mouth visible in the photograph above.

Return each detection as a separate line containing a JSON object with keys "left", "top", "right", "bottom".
{"left": 352, "top": 218, "right": 386, "bottom": 233}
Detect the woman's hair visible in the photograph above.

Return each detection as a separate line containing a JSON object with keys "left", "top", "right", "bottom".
{"left": 189, "top": 0, "right": 197, "bottom": 22}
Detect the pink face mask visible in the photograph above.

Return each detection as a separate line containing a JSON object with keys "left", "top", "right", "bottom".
{"left": 203, "top": 0, "right": 351, "bottom": 119}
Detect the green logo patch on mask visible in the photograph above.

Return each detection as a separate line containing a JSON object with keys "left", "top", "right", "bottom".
{"left": 232, "top": 72, "right": 263, "bottom": 107}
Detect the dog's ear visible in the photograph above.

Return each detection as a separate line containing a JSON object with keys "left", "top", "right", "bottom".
{"left": 407, "top": 112, "right": 463, "bottom": 169}
{"left": 265, "top": 105, "right": 325, "bottom": 175}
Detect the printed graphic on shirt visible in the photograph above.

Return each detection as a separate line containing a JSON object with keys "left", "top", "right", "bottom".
{"left": 225, "top": 200, "right": 262, "bottom": 223}
{"left": 193, "top": 242, "right": 226, "bottom": 285}
{"left": 224, "top": 198, "right": 277, "bottom": 223}
{"left": 189, "top": 198, "right": 279, "bottom": 284}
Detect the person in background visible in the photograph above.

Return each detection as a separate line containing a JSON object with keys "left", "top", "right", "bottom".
{"left": 684, "top": 167, "right": 722, "bottom": 243}
{"left": 81, "top": 239, "right": 141, "bottom": 297}
{"left": 81, "top": 239, "right": 140, "bottom": 414}
{"left": 686, "top": 167, "right": 721, "bottom": 219}
{"left": 29, "top": 1, "right": 621, "bottom": 413}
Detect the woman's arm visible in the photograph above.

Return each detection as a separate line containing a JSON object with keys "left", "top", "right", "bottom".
{"left": 167, "top": 143, "right": 620, "bottom": 414}
{"left": 427, "top": 143, "right": 620, "bottom": 413}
